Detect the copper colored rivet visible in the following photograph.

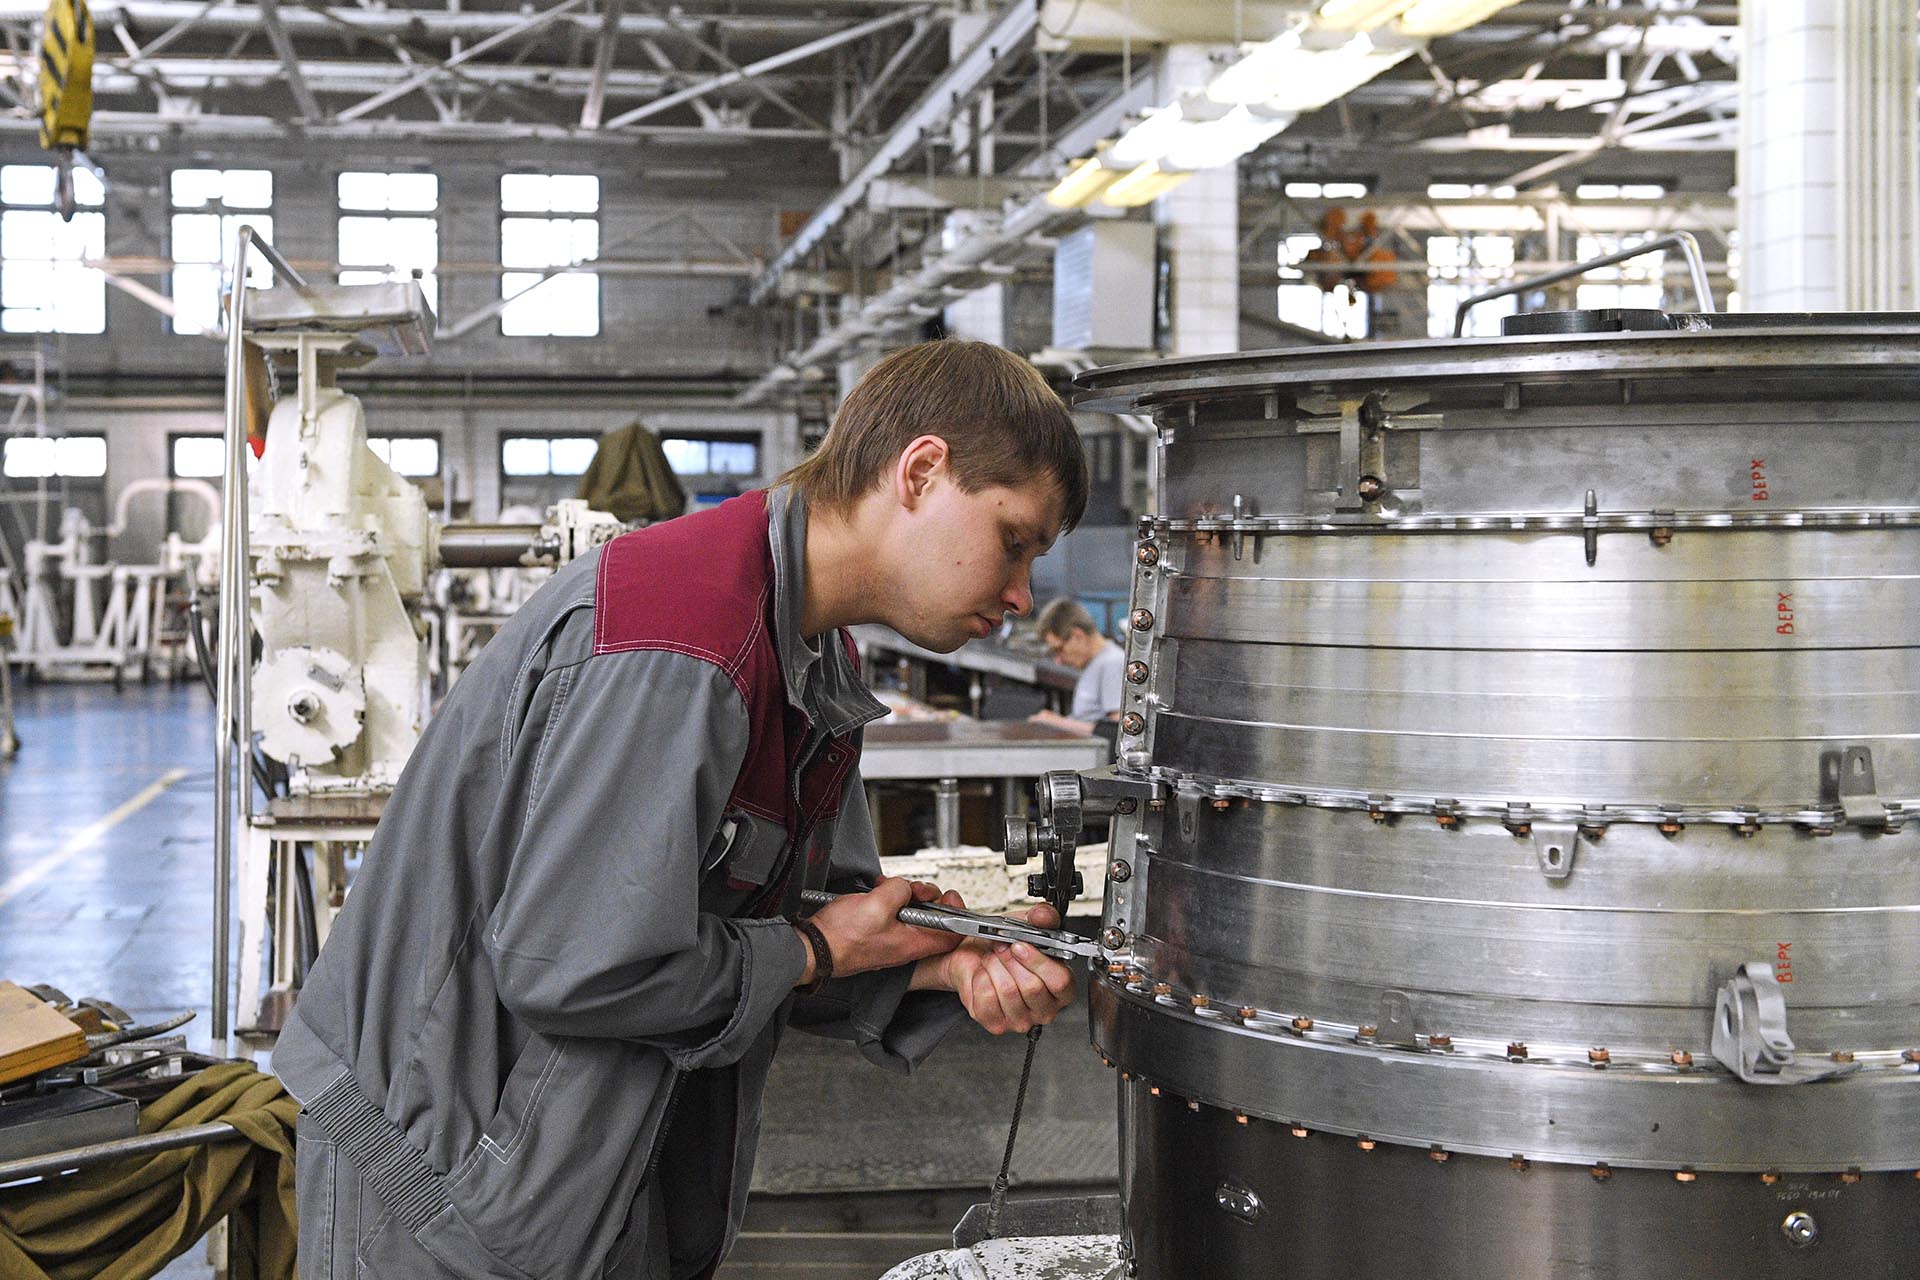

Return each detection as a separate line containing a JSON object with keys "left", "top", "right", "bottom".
{"left": 1290, "top": 1125, "right": 1310, "bottom": 1138}
{"left": 1436, "top": 814, "right": 1459, "bottom": 829}
{"left": 1507, "top": 822, "right": 1532, "bottom": 837}
{"left": 1658, "top": 822, "right": 1683, "bottom": 836}
{"left": 1368, "top": 808, "right": 1387, "bottom": 823}
{"left": 1591, "top": 1164, "right": 1612, "bottom": 1181}
{"left": 1236, "top": 1113, "right": 1249, "bottom": 1126}
{"left": 1136, "top": 544, "right": 1159, "bottom": 566}
{"left": 1212, "top": 798, "right": 1231, "bottom": 811}
{"left": 1148, "top": 799, "right": 1166, "bottom": 811}
{"left": 1675, "top": 1169, "right": 1697, "bottom": 1184}
{"left": 1831, "top": 1050, "right": 1856, "bottom": 1063}
{"left": 1428, "top": 1034, "right": 1452, "bottom": 1049}
{"left": 1101, "top": 1056, "right": 1113, "bottom": 1068}
{"left": 1579, "top": 825, "right": 1606, "bottom": 841}
{"left": 1428, "top": 1148, "right": 1449, "bottom": 1163}
{"left": 1190, "top": 994, "right": 1210, "bottom": 1009}
{"left": 1187, "top": 1100, "right": 1200, "bottom": 1112}
{"left": 1761, "top": 1172, "right": 1781, "bottom": 1185}
{"left": 1120, "top": 1071, "right": 1132, "bottom": 1081}
{"left": 1671, "top": 1049, "right": 1694, "bottom": 1067}
{"left": 1589, "top": 1046, "right": 1611, "bottom": 1065}
{"left": 1903, "top": 1049, "right": 1920, "bottom": 1064}
{"left": 1125, "top": 662, "right": 1149, "bottom": 685}
{"left": 1510, "top": 1156, "right": 1531, "bottom": 1172}
{"left": 1507, "top": 1042, "right": 1528, "bottom": 1060}
{"left": 1130, "top": 609, "right": 1154, "bottom": 631}
{"left": 1650, "top": 527, "right": 1673, "bottom": 547}
{"left": 1107, "top": 962, "right": 1126, "bottom": 975}
{"left": 1122, "top": 713, "right": 1146, "bottom": 736}
{"left": 1153, "top": 982, "right": 1172, "bottom": 996}
{"left": 1125, "top": 970, "right": 1144, "bottom": 985}
{"left": 1357, "top": 1025, "right": 1378, "bottom": 1039}
{"left": 1149, "top": 1085, "right": 1161, "bottom": 1096}
{"left": 1912, "top": 1170, "right": 1920, "bottom": 1181}
{"left": 1842, "top": 1169, "right": 1863, "bottom": 1184}
{"left": 1357, "top": 1138, "right": 1376, "bottom": 1152}
{"left": 1238, "top": 1006, "right": 1258, "bottom": 1021}
{"left": 1292, "top": 1016, "right": 1314, "bottom": 1031}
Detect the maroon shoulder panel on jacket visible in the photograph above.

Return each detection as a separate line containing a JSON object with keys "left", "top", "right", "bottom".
{"left": 591, "top": 490, "right": 776, "bottom": 694}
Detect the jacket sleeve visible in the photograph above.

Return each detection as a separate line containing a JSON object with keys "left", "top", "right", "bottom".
{"left": 788, "top": 761, "right": 966, "bottom": 1072}
{"left": 486, "top": 647, "right": 809, "bottom": 1070}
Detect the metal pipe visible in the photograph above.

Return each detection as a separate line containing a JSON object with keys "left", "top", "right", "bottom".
{"left": 436, "top": 523, "right": 545, "bottom": 568}
{"left": 0, "top": 1122, "right": 243, "bottom": 1183}
{"left": 1452, "top": 230, "right": 1715, "bottom": 337}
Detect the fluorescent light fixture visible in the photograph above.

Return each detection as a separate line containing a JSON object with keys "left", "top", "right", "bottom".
{"left": 1209, "top": 31, "right": 1416, "bottom": 114}
{"left": 1396, "top": 0, "right": 1523, "bottom": 37}
{"left": 1046, "top": 156, "right": 1122, "bottom": 209}
{"left": 1166, "top": 107, "right": 1292, "bottom": 171}
{"left": 1101, "top": 162, "right": 1194, "bottom": 208}
{"left": 1315, "top": 0, "right": 1418, "bottom": 32}
{"left": 1109, "top": 105, "right": 1190, "bottom": 168}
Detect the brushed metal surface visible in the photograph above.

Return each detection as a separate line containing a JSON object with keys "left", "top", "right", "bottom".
{"left": 1118, "top": 1079, "right": 1920, "bottom": 1280}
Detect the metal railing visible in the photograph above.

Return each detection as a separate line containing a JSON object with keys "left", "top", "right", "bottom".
{"left": 1452, "top": 231, "right": 1717, "bottom": 337}
{"left": 211, "top": 228, "right": 309, "bottom": 1055}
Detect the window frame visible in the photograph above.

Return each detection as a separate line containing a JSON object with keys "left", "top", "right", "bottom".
{"left": 0, "top": 162, "right": 107, "bottom": 335}
{"left": 336, "top": 170, "right": 441, "bottom": 315}
{"left": 168, "top": 167, "right": 276, "bottom": 337}
{"left": 2, "top": 432, "right": 109, "bottom": 480}
{"left": 497, "top": 172, "right": 602, "bottom": 339}
{"left": 366, "top": 431, "right": 444, "bottom": 479}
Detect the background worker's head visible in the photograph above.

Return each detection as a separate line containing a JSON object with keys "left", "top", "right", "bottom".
{"left": 783, "top": 341, "right": 1090, "bottom": 652}
{"left": 1037, "top": 598, "right": 1107, "bottom": 670}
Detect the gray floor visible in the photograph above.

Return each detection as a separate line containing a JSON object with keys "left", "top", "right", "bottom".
{"left": 0, "top": 680, "right": 1116, "bottom": 1279}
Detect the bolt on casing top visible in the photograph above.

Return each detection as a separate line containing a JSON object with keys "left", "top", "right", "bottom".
{"left": 1130, "top": 608, "right": 1154, "bottom": 631}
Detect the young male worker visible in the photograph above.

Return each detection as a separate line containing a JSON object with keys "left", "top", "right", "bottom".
{"left": 1032, "top": 597, "right": 1124, "bottom": 736}
{"left": 273, "top": 340, "right": 1089, "bottom": 1280}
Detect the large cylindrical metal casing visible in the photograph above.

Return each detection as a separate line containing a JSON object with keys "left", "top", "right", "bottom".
{"left": 1072, "top": 315, "right": 1920, "bottom": 1277}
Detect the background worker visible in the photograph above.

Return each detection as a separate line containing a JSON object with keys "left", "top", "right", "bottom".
{"left": 1032, "top": 596, "right": 1124, "bottom": 737}
{"left": 273, "top": 340, "right": 1089, "bottom": 1280}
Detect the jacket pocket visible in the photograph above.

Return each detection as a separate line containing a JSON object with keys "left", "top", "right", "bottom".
{"left": 712, "top": 809, "right": 787, "bottom": 888}
{"left": 448, "top": 1037, "right": 678, "bottom": 1280}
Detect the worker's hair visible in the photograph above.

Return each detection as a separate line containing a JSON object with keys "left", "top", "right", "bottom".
{"left": 1037, "top": 597, "right": 1098, "bottom": 641}
{"left": 779, "top": 340, "right": 1089, "bottom": 530}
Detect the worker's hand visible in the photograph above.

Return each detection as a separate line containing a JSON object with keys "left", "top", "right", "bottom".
{"left": 801, "top": 875, "right": 963, "bottom": 983}
{"left": 912, "top": 903, "right": 1076, "bottom": 1035}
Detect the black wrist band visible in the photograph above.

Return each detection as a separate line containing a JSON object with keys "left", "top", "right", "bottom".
{"left": 794, "top": 918, "right": 833, "bottom": 995}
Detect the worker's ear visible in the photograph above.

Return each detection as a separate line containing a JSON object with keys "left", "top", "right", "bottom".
{"left": 892, "top": 435, "right": 950, "bottom": 511}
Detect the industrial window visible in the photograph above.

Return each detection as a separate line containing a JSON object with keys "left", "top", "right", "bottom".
{"left": 1277, "top": 234, "right": 1369, "bottom": 340}
{"left": 170, "top": 435, "right": 225, "bottom": 478}
{"left": 0, "top": 164, "right": 105, "bottom": 334}
{"left": 1283, "top": 180, "right": 1369, "bottom": 200}
{"left": 1427, "top": 181, "right": 1517, "bottom": 200}
{"left": 660, "top": 435, "right": 759, "bottom": 478}
{"left": 170, "top": 168, "right": 274, "bottom": 336}
{"left": 367, "top": 434, "right": 441, "bottom": 477}
{"left": 338, "top": 172, "right": 439, "bottom": 315}
{"left": 498, "top": 174, "right": 600, "bottom": 337}
{"left": 1574, "top": 182, "right": 1668, "bottom": 201}
{"left": 501, "top": 434, "right": 598, "bottom": 477}
{"left": 1573, "top": 233, "right": 1665, "bottom": 311}
{"left": 1426, "top": 233, "right": 1517, "bottom": 337}
{"left": 2, "top": 434, "right": 106, "bottom": 478}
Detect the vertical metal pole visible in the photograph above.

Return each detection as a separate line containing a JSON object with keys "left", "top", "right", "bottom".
{"left": 212, "top": 229, "right": 253, "bottom": 1056}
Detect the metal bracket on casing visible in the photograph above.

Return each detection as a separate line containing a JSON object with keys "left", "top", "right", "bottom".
{"left": 1532, "top": 822, "right": 1578, "bottom": 879}
{"left": 1379, "top": 990, "right": 1420, "bottom": 1048}
{"left": 1831, "top": 745, "right": 1888, "bottom": 827}
{"left": 1710, "top": 962, "right": 1860, "bottom": 1085}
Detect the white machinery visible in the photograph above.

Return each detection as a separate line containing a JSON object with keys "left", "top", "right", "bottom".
{"left": 0, "top": 572, "right": 17, "bottom": 758}
{"left": 210, "top": 258, "right": 619, "bottom": 1047}
{"left": 11, "top": 480, "right": 219, "bottom": 681}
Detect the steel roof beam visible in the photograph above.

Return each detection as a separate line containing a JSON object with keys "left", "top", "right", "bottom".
{"left": 745, "top": 0, "right": 1037, "bottom": 305}
{"left": 255, "top": 0, "right": 320, "bottom": 119}
{"left": 602, "top": 5, "right": 923, "bottom": 130}
{"left": 332, "top": 0, "right": 594, "bottom": 124}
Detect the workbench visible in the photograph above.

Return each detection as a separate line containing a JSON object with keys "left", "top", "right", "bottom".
{"left": 862, "top": 718, "right": 1109, "bottom": 851}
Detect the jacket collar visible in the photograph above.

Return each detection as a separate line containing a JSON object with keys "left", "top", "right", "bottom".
{"left": 765, "top": 485, "right": 888, "bottom": 739}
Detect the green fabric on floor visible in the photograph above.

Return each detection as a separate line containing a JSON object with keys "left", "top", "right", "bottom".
{"left": 0, "top": 1062, "right": 298, "bottom": 1280}
{"left": 577, "top": 420, "right": 688, "bottom": 524}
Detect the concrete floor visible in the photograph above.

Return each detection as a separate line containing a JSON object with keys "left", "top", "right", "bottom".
{"left": 0, "top": 680, "right": 1115, "bottom": 1279}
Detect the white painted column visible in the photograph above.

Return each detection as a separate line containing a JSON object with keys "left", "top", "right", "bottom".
{"left": 1156, "top": 44, "right": 1241, "bottom": 355}
{"left": 1738, "top": 0, "right": 1920, "bottom": 310}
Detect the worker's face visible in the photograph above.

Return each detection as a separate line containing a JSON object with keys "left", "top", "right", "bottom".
{"left": 1043, "top": 626, "right": 1100, "bottom": 670}
{"left": 883, "top": 436, "right": 1062, "bottom": 654}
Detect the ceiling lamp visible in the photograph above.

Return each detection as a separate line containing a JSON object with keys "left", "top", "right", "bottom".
{"left": 1101, "top": 162, "right": 1194, "bottom": 208}
{"left": 1165, "top": 106, "right": 1292, "bottom": 171}
{"left": 1208, "top": 30, "right": 1418, "bottom": 115}
{"left": 1395, "top": 0, "right": 1524, "bottom": 37}
{"left": 1108, "top": 104, "right": 1191, "bottom": 168}
{"left": 1315, "top": 0, "right": 1419, "bottom": 32}
{"left": 1046, "top": 155, "right": 1124, "bottom": 209}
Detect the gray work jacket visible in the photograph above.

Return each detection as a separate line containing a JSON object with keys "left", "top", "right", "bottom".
{"left": 274, "top": 487, "right": 963, "bottom": 1279}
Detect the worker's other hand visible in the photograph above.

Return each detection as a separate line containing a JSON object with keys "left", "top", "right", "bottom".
{"left": 803, "top": 875, "right": 964, "bottom": 982}
{"left": 914, "top": 903, "right": 1076, "bottom": 1035}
